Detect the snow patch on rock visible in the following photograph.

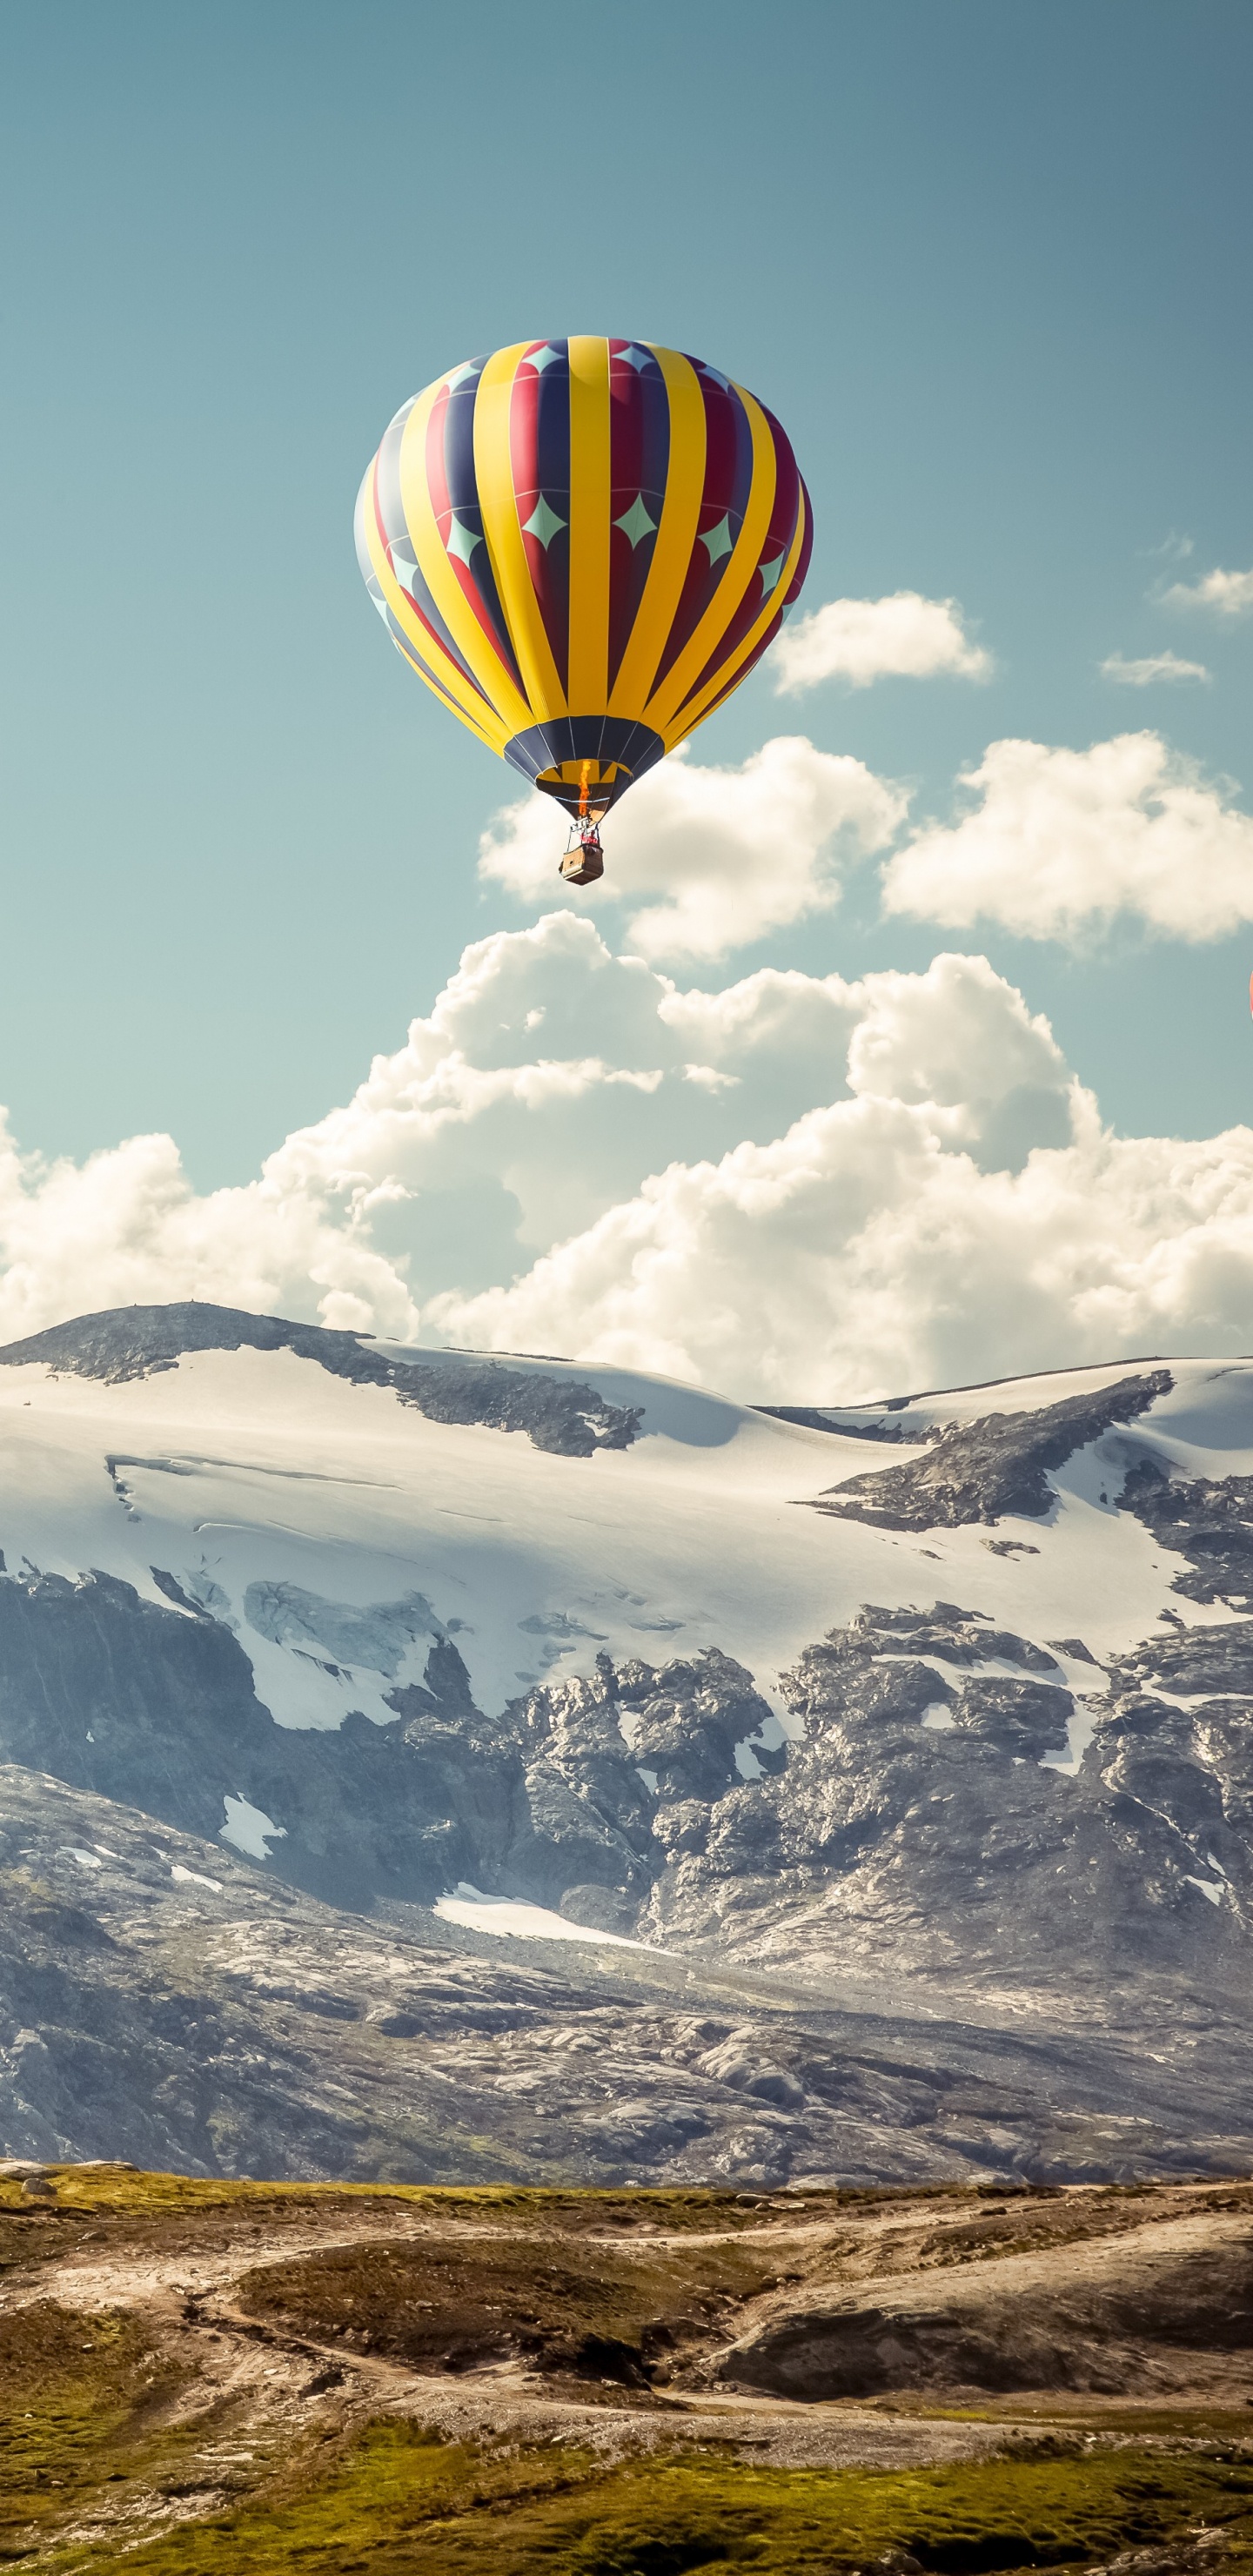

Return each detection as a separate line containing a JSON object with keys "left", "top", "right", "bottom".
{"left": 220, "top": 1795, "right": 286, "bottom": 1861}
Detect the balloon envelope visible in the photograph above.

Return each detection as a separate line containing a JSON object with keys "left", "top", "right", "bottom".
{"left": 355, "top": 338, "right": 813, "bottom": 819}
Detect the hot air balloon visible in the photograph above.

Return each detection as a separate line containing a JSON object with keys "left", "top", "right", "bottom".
{"left": 355, "top": 339, "right": 813, "bottom": 883}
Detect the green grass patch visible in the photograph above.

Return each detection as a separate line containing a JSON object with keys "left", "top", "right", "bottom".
{"left": 0, "top": 2298, "right": 196, "bottom": 2560}
{"left": 0, "top": 2170, "right": 794, "bottom": 2231}
{"left": 887, "top": 2398, "right": 1253, "bottom": 2438}
{"left": 37, "top": 2422, "right": 1253, "bottom": 2576}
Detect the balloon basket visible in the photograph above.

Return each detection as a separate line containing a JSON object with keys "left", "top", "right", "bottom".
{"left": 560, "top": 828, "right": 604, "bottom": 887}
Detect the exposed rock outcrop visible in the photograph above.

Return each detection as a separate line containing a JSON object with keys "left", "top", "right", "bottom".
{"left": 1120, "top": 1456, "right": 1253, "bottom": 1608}
{"left": 812, "top": 1372, "right": 1173, "bottom": 1529}
{"left": 0, "top": 1302, "right": 642, "bottom": 1457}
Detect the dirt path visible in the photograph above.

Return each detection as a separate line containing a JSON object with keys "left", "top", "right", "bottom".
{"left": 7, "top": 2178, "right": 1253, "bottom": 2499}
{"left": 0, "top": 2205, "right": 1024, "bottom": 2472}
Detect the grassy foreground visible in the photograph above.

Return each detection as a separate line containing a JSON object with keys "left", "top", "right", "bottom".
{"left": 5, "top": 2411, "right": 1252, "bottom": 2574}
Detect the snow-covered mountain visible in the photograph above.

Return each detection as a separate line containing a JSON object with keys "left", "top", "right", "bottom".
{"left": 2, "top": 1302, "right": 1252, "bottom": 2181}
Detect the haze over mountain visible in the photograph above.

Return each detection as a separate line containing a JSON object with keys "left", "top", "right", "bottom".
{"left": 1, "top": 1300, "right": 1251, "bottom": 2188}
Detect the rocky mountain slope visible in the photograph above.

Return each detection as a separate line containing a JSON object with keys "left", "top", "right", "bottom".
{"left": 6, "top": 1764, "right": 1250, "bottom": 2190}
{"left": 1, "top": 1303, "right": 1252, "bottom": 2181}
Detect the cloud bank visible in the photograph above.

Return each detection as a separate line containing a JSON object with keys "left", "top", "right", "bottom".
{"left": 4, "top": 913, "right": 1253, "bottom": 1402}
{"left": 882, "top": 732, "right": 1253, "bottom": 943}
{"left": 772, "top": 591, "right": 991, "bottom": 691}
{"left": 484, "top": 725, "right": 1253, "bottom": 956}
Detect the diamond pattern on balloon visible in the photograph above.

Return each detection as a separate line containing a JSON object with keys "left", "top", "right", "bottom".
{"left": 522, "top": 496, "right": 568, "bottom": 548}
{"left": 446, "top": 515, "right": 481, "bottom": 567}
{"left": 700, "top": 513, "right": 734, "bottom": 566}
{"left": 613, "top": 494, "right": 658, "bottom": 548}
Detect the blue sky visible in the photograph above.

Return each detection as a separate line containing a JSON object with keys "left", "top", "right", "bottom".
{"left": 1, "top": 0, "right": 1250, "bottom": 1208}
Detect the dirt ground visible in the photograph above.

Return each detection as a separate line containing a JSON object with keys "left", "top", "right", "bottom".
{"left": 2, "top": 2166, "right": 1252, "bottom": 2568}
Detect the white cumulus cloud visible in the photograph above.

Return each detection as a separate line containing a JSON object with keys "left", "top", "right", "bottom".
{"left": 772, "top": 591, "right": 992, "bottom": 692}
{"left": 1163, "top": 567, "right": 1253, "bottom": 617}
{"left": 1101, "top": 651, "right": 1210, "bottom": 687}
{"left": 479, "top": 735, "right": 906, "bottom": 961}
{"left": 5, "top": 917, "right": 1253, "bottom": 1405}
{"left": 426, "top": 1088, "right": 1253, "bottom": 1402}
{"left": 0, "top": 916, "right": 868, "bottom": 1346}
{"left": 881, "top": 731, "right": 1253, "bottom": 943}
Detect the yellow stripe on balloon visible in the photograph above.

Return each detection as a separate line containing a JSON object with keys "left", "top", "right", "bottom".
{"left": 361, "top": 473, "right": 510, "bottom": 749}
{"left": 390, "top": 627, "right": 505, "bottom": 752}
{"left": 664, "top": 483, "right": 808, "bottom": 750}
{"left": 398, "top": 373, "right": 533, "bottom": 736}
{"left": 566, "top": 334, "right": 611, "bottom": 713}
{"left": 391, "top": 626, "right": 501, "bottom": 741}
{"left": 643, "top": 382, "right": 778, "bottom": 737}
{"left": 607, "top": 345, "right": 707, "bottom": 720}
{"left": 473, "top": 343, "right": 567, "bottom": 721}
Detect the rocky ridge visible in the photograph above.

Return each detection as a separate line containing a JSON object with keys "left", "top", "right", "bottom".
{"left": 809, "top": 1374, "right": 1174, "bottom": 1529}
{"left": 0, "top": 1301, "right": 642, "bottom": 1457}
{"left": 0, "top": 1560, "right": 1247, "bottom": 2009}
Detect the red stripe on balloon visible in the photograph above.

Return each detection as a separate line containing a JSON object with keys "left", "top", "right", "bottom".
{"left": 670, "top": 412, "right": 804, "bottom": 717}
{"left": 509, "top": 347, "right": 570, "bottom": 697}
